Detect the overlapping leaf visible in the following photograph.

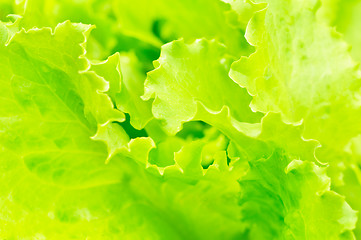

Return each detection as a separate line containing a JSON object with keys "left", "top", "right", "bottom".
{"left": 1, "top": 0, "right": 360, "bottom": 239}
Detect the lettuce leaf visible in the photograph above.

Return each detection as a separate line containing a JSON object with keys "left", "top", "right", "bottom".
{"left": 239, "top": 150, "right": 357, "bottom": 240}
{"left": 1, "top": 0, "right": 360, "bottom": 239}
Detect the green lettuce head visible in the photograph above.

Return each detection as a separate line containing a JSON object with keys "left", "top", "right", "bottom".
{"left": 0, "top": 0, "right": 361, "bottom": 239}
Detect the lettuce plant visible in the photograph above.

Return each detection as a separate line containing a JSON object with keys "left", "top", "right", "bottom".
{"left": 1, "top": 0, "right": 361, "bottom": 239}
